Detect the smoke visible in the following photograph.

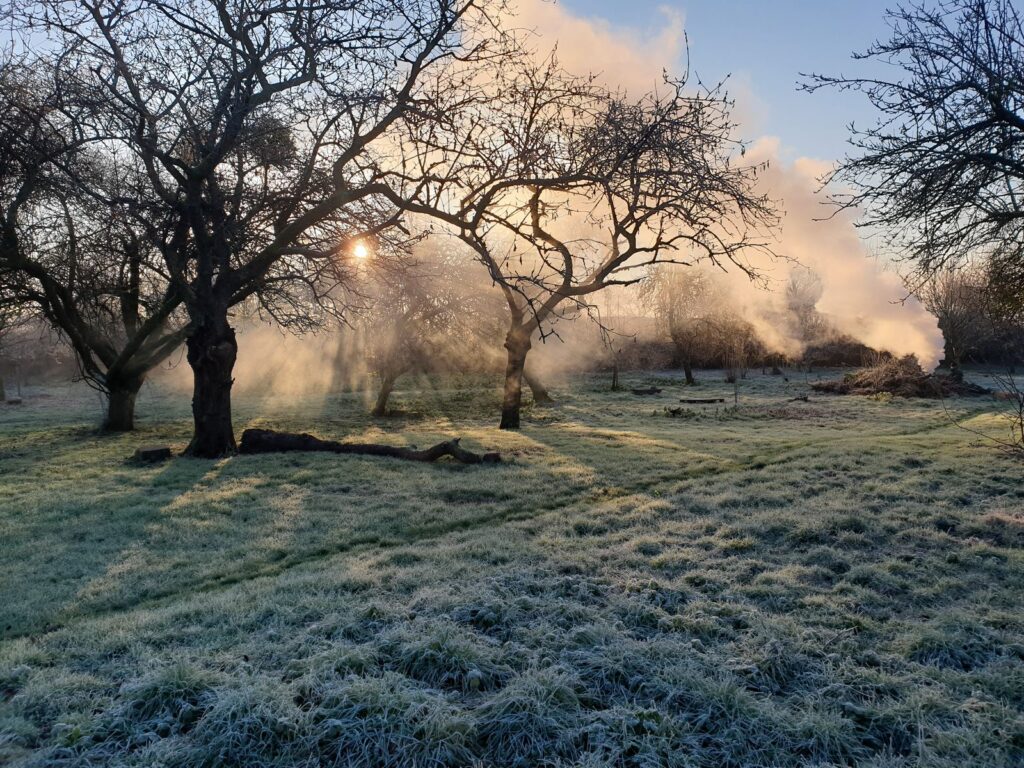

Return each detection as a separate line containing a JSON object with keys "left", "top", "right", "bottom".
{"left": 512, "top": 0, "right": 684, "bottom": 93}
{"left": 512, "top": 3, "right": 943, "bottom": 369}
{"left": 155, "top": 323, "right": 372, "bottom": 402}
{"left": 737, "top": 139, "right": 943, "bottom": 367}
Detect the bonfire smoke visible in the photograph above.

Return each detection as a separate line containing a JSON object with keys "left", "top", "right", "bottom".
{"left": 743, "top": 142, "right": 943, "bottom": 368}
{"left": 517, "top": 6, "right": 945, "bottom": 370}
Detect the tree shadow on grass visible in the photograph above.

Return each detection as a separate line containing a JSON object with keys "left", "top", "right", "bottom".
{"left": 5, "top": 422, "right": 584, "bottom": 640}
{"left": 1, "top": 455, "right": 217, "bottom": 639}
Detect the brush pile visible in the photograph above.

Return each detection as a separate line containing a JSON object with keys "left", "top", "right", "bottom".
{"left": 812, "top": 355, "right": 989, "bottom": 398}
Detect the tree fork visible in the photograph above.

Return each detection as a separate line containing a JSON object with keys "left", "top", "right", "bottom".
{"left": 103, "top": 378, "right": 143, "bottom": 432}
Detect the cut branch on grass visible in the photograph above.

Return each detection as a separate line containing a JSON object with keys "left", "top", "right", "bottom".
{"left": 238, "top": 428, "right": 500, "bottom": 464}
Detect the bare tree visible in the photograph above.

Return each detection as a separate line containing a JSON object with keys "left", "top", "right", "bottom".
{"left": 0, "top": 59, "right": 187, "bottom": 430}
{"left": 707, "top": 313, "right": 761, "bottom": 384}
{"left": 359, "top": 244, "right": 505, "bottom": 416}
{"left": 639, "top": 266, "right": 722, "bottom": 385}
{"left": 785, "top": 268, "right": 827, "bottom": 346}
{"left": 19, "top": 0, "right": 508, "bottom": 455}
{"left": 918, "top": 268, "right": 994, "bottom": 378}
{"left": 399, "top": 57, "right": 777, "bottom": 428}
{"left": 805, "top": 0, "right": 1024, "bottom": 288}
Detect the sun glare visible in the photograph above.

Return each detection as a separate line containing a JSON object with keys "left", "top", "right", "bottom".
{"left": 353, "top": 242, "right": 370, "bottom": 259}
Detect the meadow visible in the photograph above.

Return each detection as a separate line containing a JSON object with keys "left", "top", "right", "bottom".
{"left": 0, "top": 370, "right": 1022, "bottom": 767}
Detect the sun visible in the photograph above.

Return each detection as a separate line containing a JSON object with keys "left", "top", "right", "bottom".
{"left": 352, "top": 242, "right": 370, "bottom": 259}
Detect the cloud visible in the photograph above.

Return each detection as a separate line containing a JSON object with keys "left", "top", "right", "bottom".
{"left": 512, "top": 0, "right": 686, "bottom": 93}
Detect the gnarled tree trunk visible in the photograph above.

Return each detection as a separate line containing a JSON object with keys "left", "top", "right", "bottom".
{"left": 103, "top": 377, "right": 143, "bottom": 432}
{"left": 500, "top": 331, "right": 531, "bottom": 430}
{"left": 185, "top": 314, "right": 238, "bottom": 457}
{"left": 524, "top": 366, "right": 554, "bottom": 405}
{"left": 372, "top": 371, "right": 399, "bottom": 417}
{"left": 682, "top": 360, "right": 695, "bottom": 386}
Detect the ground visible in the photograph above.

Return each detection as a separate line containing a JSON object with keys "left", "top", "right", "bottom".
{"left": 0, "top": 370, "right": 1022, "bottom": 767}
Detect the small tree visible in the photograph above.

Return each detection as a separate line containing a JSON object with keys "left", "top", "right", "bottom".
{"left": 360, "top": 245, "right": 505, "bottom": 416}
{"left": 918, "top": 268, "right": 994, "bottom": 378}
{"left": 0, "top": 59, "right": 186, "bottom": 430}
{"left": 639, "top": 266, "right": 723, "bottom": 385}
{"left": 785, "top": 268, "right": 827, "bottom": 346}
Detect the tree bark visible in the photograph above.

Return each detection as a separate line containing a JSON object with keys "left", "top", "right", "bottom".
{"left": 185, "top": 315, "right": 238, "bottom": 457}
{"left": 523, "top": 367, "right": 554, "bottom": 405}
{"left": 682, "top": 360, "right": 695, "bottom": 386}
{"left": 371, "top": 372, "right": 399, "bottom": 417}
{"left": 499, "top": 332, "right": 530, "bottom": 430}
{"left": 103, "top": 378, "right": 143, "bottom": 432}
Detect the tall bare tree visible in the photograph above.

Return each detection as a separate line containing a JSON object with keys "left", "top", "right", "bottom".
{"left": 805, "top": 0, "right": 1024, "bottom": 293}
{"left": 19, "top": 0, "right": 508, "bottom": 455}
{"left": 398, "top": 56, "right": 777, "bottom": 428}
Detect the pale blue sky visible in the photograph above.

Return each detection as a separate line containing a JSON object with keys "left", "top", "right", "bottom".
{"left": 561, "top": 0, "right": 895, "bottom": 162}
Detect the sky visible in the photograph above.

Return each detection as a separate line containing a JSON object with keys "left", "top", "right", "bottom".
{"left": 558, "top": 0, "right": 895, "bottom": 163}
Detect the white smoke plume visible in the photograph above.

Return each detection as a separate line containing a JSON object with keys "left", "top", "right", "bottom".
{"left": 518, "top": 2, "right": 943, "bottom": 369}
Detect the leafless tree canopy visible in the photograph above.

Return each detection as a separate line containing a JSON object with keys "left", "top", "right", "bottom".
{"left": 395, "top": 58, "right": 778, "bottom": 427}
{"left": 806, "top": 0, "right": 1024, "bottom": 286}
{"left": 10, "top": 0, "right": 510, "bottom": 454}
{"left": 0, "top": 58, "right": 189, "bottom": 429}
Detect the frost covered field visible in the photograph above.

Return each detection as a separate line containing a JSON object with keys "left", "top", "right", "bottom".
{"left": 1, "top": 372, "right": 1022, "bottom": 767}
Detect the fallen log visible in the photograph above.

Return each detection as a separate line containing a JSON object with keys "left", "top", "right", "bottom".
{"left": 678, "top": 397, "right": 725, "bottom": 404}
{"left": 239, "top": 428, "right": 500, "bottom": 464}
{"left": 133, "top": 446, "right": 172, "bottom": 463}
{"left": 631, "top": 387, "right": 663, "bottom": 396}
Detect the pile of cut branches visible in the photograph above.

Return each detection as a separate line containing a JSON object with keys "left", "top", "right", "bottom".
{"left": 812, "top": 355, "right": 989, "bottom": 398}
